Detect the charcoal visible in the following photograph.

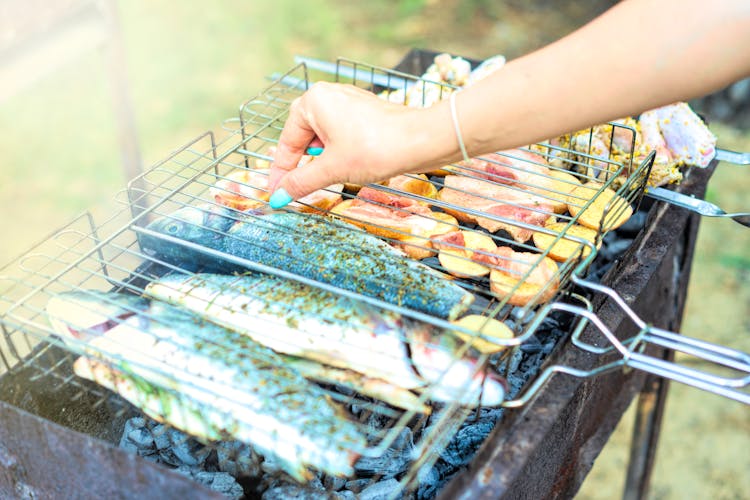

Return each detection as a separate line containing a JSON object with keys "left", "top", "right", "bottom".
{"left": 152, "top": 424, "right": 171, "bottom": 450}
{"left": 334, "top": 490, "right": 357, "bottom": 500}
{"left": 365, "top": 411, "right": 391, "bottom": 434}
{"left": 208, "top": 472, "right": 244, "bottom": 498}
{"left": 260, "top": 455, "right": 282, "bottom": 475}
{"left": 510, "top": 307, "right": 535, "bottom": 325}
{"left": 440, "top": 419, "right": 495, "bottom": 468}
{"left": 607, "top": 238, "right": 635, "bottom": 258}
{"left": 183, "top": 471, "right": 243, "bottom": 499}
{"left": 262, "top": 483, "right": 323, "bottom": 500}
{"left": 415, "top": 466, "right": 441, "bottom": 500}
{"left": 359, "top": 478, "right": 402, "bottom": 500}
{"left": 507, "top": 347, "right": 523, "bottom": 373}
{"left": 520, "top": 337, "right": 542, "bottom": 354}
{"left": 119, "top": 418, "right": 144, "bottom": 449}
{"left": 540, "top": 315, "right": 561, "bottom": 330}
{"left": 217, "top": 442, "right": 262, "bottom": 477}
{"left": 323, "top": 474, "right": 347, "bottom": 491}
{"left": 589, "top": 261, "right": 615, "bottom": 283}
{"left": 345, "top": 478, "right": 371, "bottom": 493}
{"left": 130, "top": 416, "right": 146, "bottom": 428}
{"left": 128, "top": 427, "right": 154, "bottom": 449}
{"left": 355, "top": 429, "right": 413, "bottom": 479}
{"left": 616, "top": 210, "right": 647, "bottom": 236}
{"left": 170, "top": 434, "right": 207, "bottom": 467}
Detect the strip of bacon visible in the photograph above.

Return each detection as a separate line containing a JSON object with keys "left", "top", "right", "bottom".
{"left": 357, "top": 186, "right": 433, "bottom": 216}
{"left": 438, "top": 175, "right": 554, "bottom": 242}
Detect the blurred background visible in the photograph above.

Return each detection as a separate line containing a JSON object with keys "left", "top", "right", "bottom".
{"left": 0, "top": 1, "right": 748, "bottom": 498}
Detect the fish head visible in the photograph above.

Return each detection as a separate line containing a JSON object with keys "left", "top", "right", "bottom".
{"left": 46, "top": 291, "right": 148, "bottom": 343}
{"left": 407, "top": 325, "right": 507, "bottom": 407}
{"left": 139, "top": 205, "right": 237, "bottom": 272}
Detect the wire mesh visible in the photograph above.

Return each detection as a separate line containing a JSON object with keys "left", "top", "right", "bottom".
{"left": 0, "top": 59, "right": 657, "bottom": 494}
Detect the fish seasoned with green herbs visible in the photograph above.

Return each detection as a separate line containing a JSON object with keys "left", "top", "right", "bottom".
{"left": 145, "top": 273, "right": 506, "bottom": 407}
{"left": 140, "top": 206, "right": 474, "bottom": 320}
{"left": 46, "top": 290, "right": 365, "bottom": 481}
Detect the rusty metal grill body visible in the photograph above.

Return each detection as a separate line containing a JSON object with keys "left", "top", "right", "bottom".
{"left": 0, "top": 53, "right": 744, "bottom": 498}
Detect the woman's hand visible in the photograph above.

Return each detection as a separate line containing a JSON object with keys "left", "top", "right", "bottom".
{"left": 268, "top": 82, "right": 454, "bottom": 207}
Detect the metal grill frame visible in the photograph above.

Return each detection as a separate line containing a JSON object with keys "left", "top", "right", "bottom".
{"left": 0, "top": 57, "right": 661, "bottom": 495}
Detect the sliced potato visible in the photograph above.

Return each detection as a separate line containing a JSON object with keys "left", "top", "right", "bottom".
{"left": 567, "top": 182, "right": 633, "bottom": 231}
{"left": 387, "top": 174, "right": 438, "bottom": 201}
{"left": 489, "top": 249, "right": 559, "bottom": 306}
{"left": 532, "top": 222, "right": 600, "bottom": 262}
{"left": 437, "top": 231, "right": 498, "bottom": 278}
{"left": 450, "top": 315, "right": 514, "bottom": 354}
{"left": 548, "top": 169, "right": 583, "bottom": 187}
{"left": 398, "top": 212, "right": 458, "bottom": 259}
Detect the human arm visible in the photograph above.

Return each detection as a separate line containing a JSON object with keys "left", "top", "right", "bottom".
{"left": 269, "top": 0, "right": 750, "bottom": 206}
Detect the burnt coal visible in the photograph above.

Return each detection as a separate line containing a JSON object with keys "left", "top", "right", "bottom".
{"left": 615, "top": 210, "right": 648, "bottom": 237}
{"left": 359, "top": 477, "right": 402, "bottom": 500}
{"left": 118, "top": 416, "right": 248, "bottom": 499}
{"left": 261, "top": 478, "right": 325, "bottom": 500}
{"left": 355, "top": 428, "right": 414, "bottom": 479}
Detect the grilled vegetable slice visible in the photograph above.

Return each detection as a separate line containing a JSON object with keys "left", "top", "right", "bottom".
{"left": 386, "top": 174, "right": 438, "bottom": 201}
{"left": 450, "top": 315, "right": 514, "bottom": 354}
{"left": 532, "top": 222, "right": 600, "bottom": 262}
{"left": 567, "top": 182, "right": 633, "bottom": 231}
{"left": 434, "top": 230, "right": 498, "bottom": 278}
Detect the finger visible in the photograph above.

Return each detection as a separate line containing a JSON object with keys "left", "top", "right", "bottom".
{"left": 269, "top": 154, "right": 339, "bottom": 207}
{"left": 273, "top": 96, "right": 317, "bottom": 175}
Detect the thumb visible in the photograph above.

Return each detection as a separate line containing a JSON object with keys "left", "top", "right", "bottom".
{"left": 268, "top": 155, "right": 338, "bottom": 208}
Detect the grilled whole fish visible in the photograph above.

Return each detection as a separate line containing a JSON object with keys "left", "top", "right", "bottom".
{"left": 139, "top": 205, "right": 474, "bottom": 320}
{"left": 145, "top": 273, "right": 506, "bottom": 407}
{"left": 46, "top": 290, "right": 365, "bottom": 480}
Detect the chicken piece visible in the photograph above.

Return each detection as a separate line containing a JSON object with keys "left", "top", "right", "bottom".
{"left": 653, "top": 102, "right": 717, "bottom": 168}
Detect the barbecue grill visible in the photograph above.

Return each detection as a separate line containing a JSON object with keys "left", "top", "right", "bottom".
{"left": 0, "top": 50, "right": 748, "bottom": 499}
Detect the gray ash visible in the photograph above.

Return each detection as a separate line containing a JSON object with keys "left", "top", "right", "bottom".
{"left": 116, "top": 209, "right": 645, "bottom": 498}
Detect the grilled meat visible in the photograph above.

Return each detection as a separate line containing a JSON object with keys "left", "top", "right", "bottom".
{"left": 651, "top": 102, "right": 716, "bottom": 168}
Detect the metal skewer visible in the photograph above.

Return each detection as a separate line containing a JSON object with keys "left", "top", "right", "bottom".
{"left": 645, "top": 186, "right": 750, "bottom": 228}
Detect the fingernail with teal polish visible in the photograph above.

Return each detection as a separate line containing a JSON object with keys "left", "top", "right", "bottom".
{"left": 269, "top": 188, "right": 293, "bottom": 209}
{"left": 306, "top": 147, "right": 324, "bottom": 156}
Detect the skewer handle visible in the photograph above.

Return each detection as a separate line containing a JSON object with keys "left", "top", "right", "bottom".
{"left": 715, "top": 148, "right": 750, "bottom": 165}
{"left": 571, "top": 277, "right": 750, "bottom": 405}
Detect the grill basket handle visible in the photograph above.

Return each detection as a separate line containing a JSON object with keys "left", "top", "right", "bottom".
{"left": 564, "top": 277, "right": 750, "bottom": 405}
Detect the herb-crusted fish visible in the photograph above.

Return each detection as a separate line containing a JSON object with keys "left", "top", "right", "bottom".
{"left": 145, "top": 273, "right": 506, "bottom": 407}
{"left": 139, "top": 206, "right": 474, "bottom": 320}
{"left": 46, "top": 290, "right": 366, "bottom": 480}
